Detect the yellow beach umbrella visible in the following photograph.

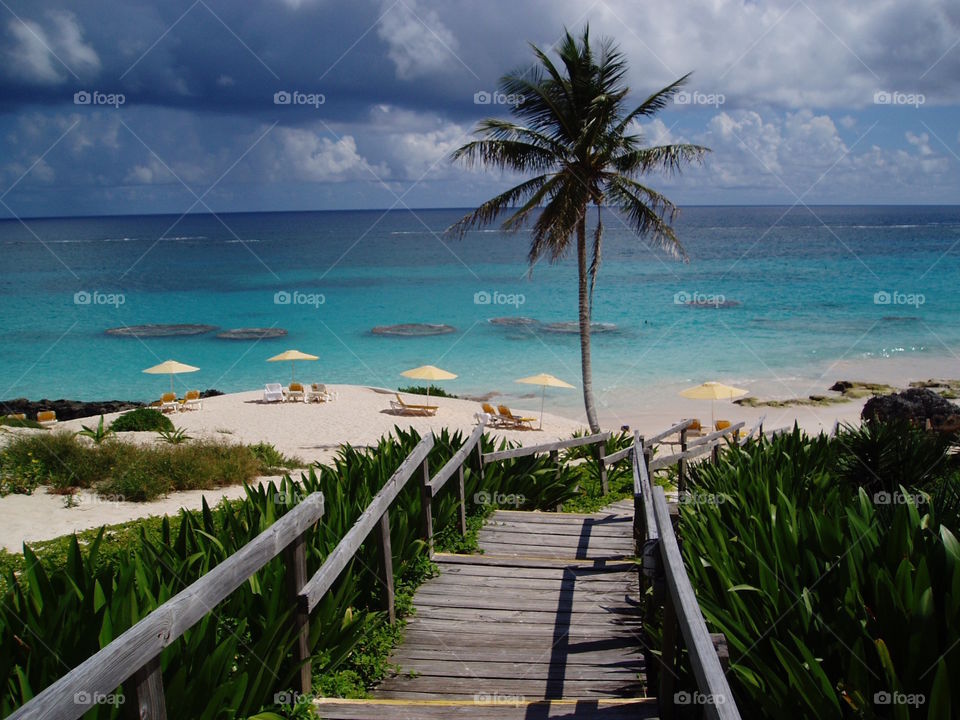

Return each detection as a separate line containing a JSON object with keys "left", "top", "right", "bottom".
{"left": 142, "top": 359, "right": 200, "bottom": 393}
{"left": 516, "top": 373, "right": 575, "bottom": 430}
{"left": 679, "top": 381, "right": 748, "bottom": 428}
{"left": 267, "top": 349, "right": 319, "bottom": 383}
{"left": 400, "top": 365, "right": 457, "bottom": 400}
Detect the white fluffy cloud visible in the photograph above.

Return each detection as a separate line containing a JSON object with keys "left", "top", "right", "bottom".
{"left": 3, "top": 11, "right": 100, "bottom": 84}
{"left": 273, "top": 127, "right": 390, "bottom": 182}
{"left": 377, "top": 0, "right": 461, "bottom": 79}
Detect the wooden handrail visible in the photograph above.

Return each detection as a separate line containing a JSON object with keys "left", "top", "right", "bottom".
{"left": 652, "top": 486, "right": 741, "bottom": 720}
{"left": 738, "top": 415, "right": 766, "bottom": 446}
{"left": 481, "top": 431, "right": 611, "bottom": 463}
{"left": 645, "top": 419, "right": 696, "bottom": 446}
{"left": 686, "top": 421, "right": 745, "bottom": 449}
{"left": 632, "top": 434, "right": 657, "bottom": 543}
{"left": 9, "top": 492, "right": 325, "bottom": 720}
{"left": 427, "top": 424, "right": 484, "bottom": 497}
{"left": 600, "top": 444, "right": 632, "bottom": 466}
{"left": 300, "top": 435, "right": 434, "bottom": 613}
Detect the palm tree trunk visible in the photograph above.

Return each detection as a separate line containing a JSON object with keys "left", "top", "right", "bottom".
{"left": 577, "top": 215, "right": 601, "bottom": 432}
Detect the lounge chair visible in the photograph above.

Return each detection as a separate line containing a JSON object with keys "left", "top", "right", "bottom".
{"left": 284, "top": 382, "right": 305, "bottom": 402}
{"left": 37, "top": 410, "right": 57, "bottom": 426}
{"left": 263, "top": 383, "right": 284, "bottom": 403}
{"left": 160, "top": 393, "right": 179, "bottom": 414}
{"left": 180, "top": 389, "right": 202, "bottom": 411}
{"left": 497, "top": 405, "right": 537, "bottom": 430}
{"left": 390, "top": 393, "right": 438, "bottom": 417}
{"left": 5, "top": 413, "right": 26, "bottom": 420}
{"left": 306, "top": 383, "right": 334, "bottom": 403}
{"left": 686, "top": 419, "right": 703, "bottom": 437}
{"left": 481, "top": 402, "right": 506, "bottom": 427}
{"left": 715, "top": 420, "right": 731, "bottom": 431}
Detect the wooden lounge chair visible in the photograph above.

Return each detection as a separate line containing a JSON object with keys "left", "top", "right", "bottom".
{"left": 686, "top": 419, "right": 703, "bottom": 437}
{"left": 497, "top": 405, "right": 537, "bottom": 430}
{"left": 391, "top": 393, "right": 438, "bottom": 417}
{"left": 160, "top": 393, "right": 179, "bottom": 414}
{"left": 36, "top": 410, "right": 57, "bottom": 426}
{"left": 714, "top": 420, "right": 731, "bottom": 431}
{"left": 283, "top": 382, "right": 305, "bottom": 403}
{"left": 179, "top": 389, "right": 202, "bottom": 411}
{"left": 263, "top": 383, "right": 284, "bottom": 403}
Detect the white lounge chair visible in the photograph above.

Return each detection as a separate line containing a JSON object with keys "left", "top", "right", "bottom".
{"left": 306, "top": 383, "right": 334, "bottom": 403}
{"left": 180, "top": 389, "right": 202, "bottom": 411}
{"left": 263, "top": 383, "right": 284, "bottom": 403}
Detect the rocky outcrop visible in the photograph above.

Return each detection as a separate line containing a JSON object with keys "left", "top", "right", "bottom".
{"left": 371, "top": 323, "right": 456, "bottom": 336}
{"left": 1, "top": 398, "right": 143, "bottom": 421}
{"left": 861, "top": 388, "right": 960, "bottom": 427}
{"left": 216, "top": 328, "right": 288, "bottom": 340}
{"left": 106, "top": 324, "right": 218, "bottom": 337}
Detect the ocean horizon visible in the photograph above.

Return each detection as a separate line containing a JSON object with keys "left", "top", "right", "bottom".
{"left": 2, "top": 204, "right": 959, "bottom": 416}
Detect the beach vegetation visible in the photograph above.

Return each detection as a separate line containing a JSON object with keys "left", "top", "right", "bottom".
{"left": 397, "top": 384, "right": 457, "bottom": 398}
{"left": 651, "top": 424, "right": 960, "bottom": 718}
{"left": 449, "top": 26, "right": 708, "bottom": 432}
{"left": 109, "top": 407, "right": 174, "bottom": 433}
{"left": 76, "top": 415, "right": 114, "bottom": 444}
{"left": 157, "top": 426, "right": 192, "bottom": 444}
{"left": 0, "top": 416, "right": 43, "bottom": 429}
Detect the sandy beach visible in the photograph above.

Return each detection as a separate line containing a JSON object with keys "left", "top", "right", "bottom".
{"left": 2, "top": 366, "right": 956, "bottom": 552}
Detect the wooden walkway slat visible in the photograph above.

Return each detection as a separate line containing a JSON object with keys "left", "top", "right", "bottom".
{"left": 314, "top": 502, "right": 651, "bottom": 719}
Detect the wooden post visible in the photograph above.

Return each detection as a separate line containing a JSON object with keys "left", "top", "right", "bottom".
{"left": 476, "top": 440, "right": 485, "bottom": 483}
{"left": 457, "top": 463, "right": 467, "bottom": 536}
{"left": 377, "top": 510, "right": 396, "bottom": 625}
{"left": 677, "top": 427, "right": 688, "bottom": 495}
{"left": 711, "top": 633, "right": 730, "bottom": 673}
{"left": 597, "top": 443, "right": 609, "bottom": 495}
{"left": 659, "top": 588, "right": 679, "bottom": 719}
{"left": 633, "top": 435, "right": 644, "bottom": 551}
{"left": 133, "top": 656, "right": 167, "bottom": 720}
{"left": 550, "top": 450, "right": 561, "bottom": 511}
{"left": 711, "top": 441, "right": 720, "bottom": 465}
{"left": 285, "top": 530, "right": 311, "bottom": 696}
{"left": 419, "top": 457, "right": 433, "bottom": 555}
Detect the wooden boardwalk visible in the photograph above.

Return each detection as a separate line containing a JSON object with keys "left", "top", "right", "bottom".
{"left": 314, "top": 500, "right": 657, "bottom": 719}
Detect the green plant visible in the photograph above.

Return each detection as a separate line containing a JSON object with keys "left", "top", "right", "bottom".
{"left": 158, "top": 427, "right": 192, "bottom": 444}
{"left": 249, "top": 443, "right": 302, "bottom": 472}
{"left": 110, "top": 408, "right": 174, "bottom": 433}
{"left": 396, "top": 385, "right": 457, "bottom": 399}
{"left": 0, "top": 417, "right": 43, "bottom": 429}
{"left": 76, "top": 415, "right": 114, "bottom": 445}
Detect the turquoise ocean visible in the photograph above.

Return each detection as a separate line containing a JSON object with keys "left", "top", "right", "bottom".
{"left": 1, "top": 206, "right": 958, "bottom": 415}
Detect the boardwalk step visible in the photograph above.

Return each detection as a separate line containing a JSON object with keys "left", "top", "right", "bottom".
{"left": 312, "top": 697, "right": 658, "bottom": 719}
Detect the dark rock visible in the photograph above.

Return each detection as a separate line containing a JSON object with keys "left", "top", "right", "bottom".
{"left": 830, "top": 381, "right": 853, "bottom": 392}
{"left": 1, "top": 398, "right": 143, "bottom": 422}
{"left": 200, "top": 389, "right": 224, "bottom": 398}
{"left": 371, "top": 323, "right": 456, "bottom": 336}
{"left": 488, "top": 317, "right": 540, "bottom": 327}
{"left": 217, "top": 328, "right": 288, "bottom": 340}
{"left": 861, "top": 388, "right": 960, "bottom": 426}
{"left": 106, "top": 324, "right": 218, "bottom": 337}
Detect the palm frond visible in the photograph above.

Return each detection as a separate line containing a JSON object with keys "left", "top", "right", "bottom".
{"left": 605, "top": 175, "right": 688, "bottom": 261}
{"left": 612, "top": 143, "right": 710, "bottom": 176}
{"left": 445, "top": 174, "right": 552, "bottom": 239}
{"left": 451, "top": 139, "right": 558, "bottom": 173}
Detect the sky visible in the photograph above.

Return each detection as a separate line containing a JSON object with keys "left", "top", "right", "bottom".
{"left": 0, "top": 0, "right": 958, "bottom": 218}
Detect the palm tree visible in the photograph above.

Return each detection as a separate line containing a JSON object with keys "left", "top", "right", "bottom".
{"left": 448, "top": 26, "right": 709, "bottom": 432}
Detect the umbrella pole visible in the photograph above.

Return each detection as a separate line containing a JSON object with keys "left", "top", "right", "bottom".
{"left": 539, "top": 386, "right": 545, "bottom": 430}
{"left": 169, "top": 374, "right": 174, "bottom": 394}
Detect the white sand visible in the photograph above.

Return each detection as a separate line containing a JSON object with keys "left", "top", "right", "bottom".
{"left": 3, "top": 368, "right": 956, "bottom": 552}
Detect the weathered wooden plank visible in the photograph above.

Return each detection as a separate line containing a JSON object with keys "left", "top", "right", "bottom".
{"left": 646, "top": 419, "right": 695, "bottom": 446}
{"left": 398, "top": 629, "right": 643, "bottom": 652}
{"left": 428, "top": 424, "right": 485, "bottom": 496}
{"left": 600, "top": 445, "right": 633, "bottom": 466}
{"left": 412, "top": 592, "right": 639, "bottom": 614}
{"left": 419, "top": 578, "right": 632, "bottom": 597}
{"left": 132, "top": 656, "right": 166, "bottom": 720}
{"left": 8, "top": 492, "right": 325, "bottom": 720}
{"left": 300, "top": 436, "right": 433, "bottom": 612}
{"left": 482, "top": 432, "right": 611, "bottom": 463}
{"left": 311, "top": 698, "right": 658, "bottom": 720}
{"left": 390, "top": 646, "right": 642, "bottom": 666}
{"left": 377, "top": 510, "right": 396, "bottom": 625}
{"left": 411, "top": 605, "right": 643, "bottom": 626}
{"left": 403, "top": 617, "right": 641, "bottom": 640}
{"left": 491, "top": 510, "right": 631, "bottom": 524}
{"left": 738, "top": 415, "right": 766, "bottom": 446}
{"left": 386, "top": 660, "right": 638, "bottom": 682}
{"left": 376, "top": 677, "right": 643, "bottom": 697}
{"left": 433, "top": 552, "right": 634, "bottom": 570}
{"left": 481, "top": 520, "right": 631, "bottom": 538}
{"left": 652, "top": 486, "right": 742, "bottom": 720}
{"left": 476, "top": 530, "right": 633, "bottom": 550}
{"left": 473, "top": 541, "right": 632, "bottom": 560}
{"left": 685, "top": 421, "right": 744, "bottom": 450}
{"left": 285, "top": 530, "right": 311, "bottom": 694}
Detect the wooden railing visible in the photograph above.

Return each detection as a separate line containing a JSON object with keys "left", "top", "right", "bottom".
{"left": 482, "top": 431, "right": 613, "bottom": 495}
{"left": 632, "top": 426, "right": 744, "bottom": 720}
{"left": 10, "top": 434, "right": 444, "bottom": 720}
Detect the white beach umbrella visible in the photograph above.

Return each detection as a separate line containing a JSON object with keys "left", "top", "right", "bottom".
{"left": 679, "top": 381, "right": 748, "bottom": 428}
{"left": 142, "top": 359, "right": 200, "bottom": 393}
{"left": 515, "top": 373, "right": 575, "bottom": 430}
{"left": 267, "top": 349, "right": 319, "bottom": 383}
